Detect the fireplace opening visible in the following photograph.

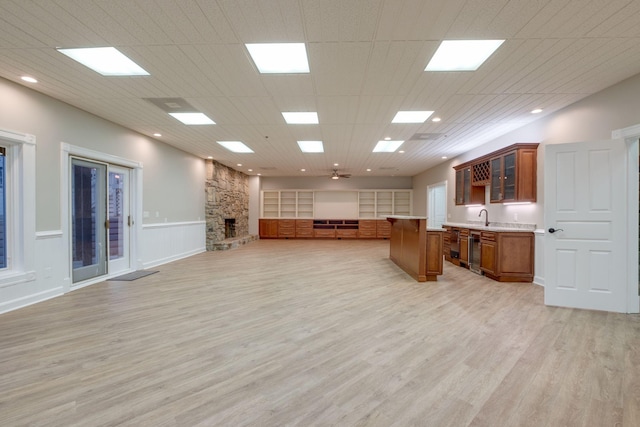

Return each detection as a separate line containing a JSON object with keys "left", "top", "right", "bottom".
{"left": 224, "top": 218, "right": 236, "bottom": 239}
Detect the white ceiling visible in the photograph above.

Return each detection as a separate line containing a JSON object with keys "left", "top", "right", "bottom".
{"left": 2, "top": 0, "right": 640, "bottom": 177}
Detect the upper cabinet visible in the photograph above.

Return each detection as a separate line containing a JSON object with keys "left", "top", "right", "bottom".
{"left": 455, "top": 143, "right": 538, "bottom": 205}
{"left": 489, "top": 145, "right": 538, "bottom": 203}
{"left": 454, "top": 166, "right": 485, "bottom": 205}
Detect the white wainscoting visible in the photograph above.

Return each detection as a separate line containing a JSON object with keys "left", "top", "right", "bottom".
{"left": 534, "top": 229, "right": 545, "bottom": 286}
{"left": 140, "top": 221, "right": 207, "bottom": 269}
{"left": 0, "top": 231, "right": 65, "bottom": 314}
{"left": 1, "top": 222, "right": 206, "bottom": 314}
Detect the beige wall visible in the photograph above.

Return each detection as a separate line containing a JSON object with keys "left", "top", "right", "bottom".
{"left": 0, "top": 77, "right": 205, "bottom": 231}
{"left": 413, "top": 72, "right": 640, "bottom": 230}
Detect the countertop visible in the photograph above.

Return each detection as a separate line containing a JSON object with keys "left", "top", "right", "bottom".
{"left": 442, "top": 222, "right": 536, "bottom": 233}
{"left": 385, "top": 216, "right": 445, "bottom": 232}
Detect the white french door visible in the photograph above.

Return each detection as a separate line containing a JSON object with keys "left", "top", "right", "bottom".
{"left": 544, "top": 139, "right": 631, "bottom": 312}
{"left": 107, "top": 165, "right": 131, "bottom": 275}
{"left": 71, "top": 158, "right": 131, "bottom": 283}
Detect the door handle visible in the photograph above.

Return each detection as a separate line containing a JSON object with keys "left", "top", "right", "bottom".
{"left": 548, "top": 227, "right": 564, "bottom": 233}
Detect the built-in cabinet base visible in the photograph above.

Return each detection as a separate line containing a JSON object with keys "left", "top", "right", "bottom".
{"left": 259, "top": 219, "right": 391, "bottom": 239}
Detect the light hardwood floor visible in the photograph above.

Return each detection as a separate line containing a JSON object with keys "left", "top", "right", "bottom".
{"left": 1, "top": 239, "right": 639, "bottom": 426}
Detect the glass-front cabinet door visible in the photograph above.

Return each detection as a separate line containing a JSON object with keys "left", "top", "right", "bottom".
{"left": 502, "top": 152, "right": 517, "bottom": 201}
{"left": 490, "top": 157, "right": 503, "bottom": 202}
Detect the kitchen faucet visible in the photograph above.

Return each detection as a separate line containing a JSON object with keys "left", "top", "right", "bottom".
{"left": 479, "top": 209, "right": 489, "bottom": 227}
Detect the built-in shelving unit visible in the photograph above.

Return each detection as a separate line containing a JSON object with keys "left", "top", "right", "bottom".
{"left": 261, "top": 189, "right": 412, "bottom": 219}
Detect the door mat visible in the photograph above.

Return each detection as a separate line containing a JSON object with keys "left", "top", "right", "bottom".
{"left": 109, "top": 270, "right": 159, "bottom": 281}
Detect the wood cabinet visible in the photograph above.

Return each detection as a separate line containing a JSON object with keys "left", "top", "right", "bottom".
{"left": 489, "top": 145, "right": 537, "bottom": 203}
{"left": 455, "top": 143, "right": 538, "bottom": 205}
{"left": 455, "top": 167, "right": 485, "bottom": 205}
{"left": 261, "top": 219, "right": 393, "bottom": 240}
{"left": 358, "top": 220, "right": 377, "bottom": 238}
{"left": 387, "top": 217, "right": 444, "bottom": 282}
{"left": 295, "top": 219, "right": 313, "bottom": 238}
{"left": 443, "top": 226, "right": 451, "bottom": 262}
{"left": 459, "top": 228, "right": 469, "bottom": 266}
{"left": 444, "top": 225, "right": 534, "bottom": 282}
{"left": 480, "top": 231, "right": 497, "bottom": 276}
{"left": 376, "top": 220, "right": 391, "bottom": 238}
{"left": 277, "top": 219, "right": 296, "bottom": 238}
{"left": 258, "top": 219, "right": 278, "bottom": 238}
{"left": 479, "top": 230, "right": 533, "bottom": 282}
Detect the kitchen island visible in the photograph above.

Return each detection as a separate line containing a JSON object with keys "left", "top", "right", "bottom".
{"left": 386, "top": 216, "right": 444, "bottom": 282}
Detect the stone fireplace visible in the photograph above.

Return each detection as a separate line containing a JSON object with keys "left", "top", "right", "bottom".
{"left": 205, "top": 159, "right": 257, "bottom": 250}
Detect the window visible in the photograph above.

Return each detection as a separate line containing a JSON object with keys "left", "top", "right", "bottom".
{"left": 0, "top": 129, "right": 36, "bottom": 286}
{"left": 0, "top": 146, "right": 6, "bottom": 269}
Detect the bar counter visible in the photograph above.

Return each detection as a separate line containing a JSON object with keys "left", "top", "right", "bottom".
{"left": 386, "top": 216, "right": 444, "bottom": 282}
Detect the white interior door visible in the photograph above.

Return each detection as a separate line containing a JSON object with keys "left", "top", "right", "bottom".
{"left": 427, "top": 182, "right": 447, "bottom": 228}
{"left": 544, "top": 139, "right": 630, "bottom": 312}
{"left": 107, "top": 165, "right": 131, "bottom": 275}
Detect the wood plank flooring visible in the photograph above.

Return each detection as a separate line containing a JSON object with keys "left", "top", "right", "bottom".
{"left": 1, "top": 239, "right": 639, "bottom": 426}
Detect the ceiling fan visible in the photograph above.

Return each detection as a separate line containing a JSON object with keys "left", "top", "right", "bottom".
{"left": 330, "top": 169, "right": 351, "bottom": 179}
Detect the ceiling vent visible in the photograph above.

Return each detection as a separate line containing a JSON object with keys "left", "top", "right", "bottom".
{"left": 259, "top": 166, "right": 277, "bottom": 171}
{"left": 144, "top": 97, "right": 196, "bottom": 113}
{"left": 379, "top": 166, "right": 398, "bottom": 171}
{"left": 410, "top": 132, "right": 443, "bottom": 141}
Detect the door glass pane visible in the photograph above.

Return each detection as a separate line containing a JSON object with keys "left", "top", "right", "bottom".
{"left": 109, "top": 171, "right": 124, "bottom": 260}
{"left": 72, "top": 159, "right": 107, "bottom": 282}
{"left": 503, "top": 152, "right": 516, "bottom": 200}
{"left": 490, "top": 157, "right": 502, "bottom": 201}
{"left": 0, "top": 148, "right": 6, "bottom": 269}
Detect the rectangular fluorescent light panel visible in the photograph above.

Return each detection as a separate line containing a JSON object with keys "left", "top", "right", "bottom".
{"left": 392, "top": 111, "right": 434, "bottom": 123}
{"left": 169, "top": 112, "right": 215, "bottom": 125}
{"left": 297, "top": 140, "right": 324, "bottom": 153}
{"left": 425, "top": 40, "right": 504, "bottom": 71}
{"left": 57, "top": 47, "right": 149, "bottom": 76}
{"left": 282, "top": 112, "right": 319, "bottom": 124}
{"left": 246, "top": 43, "right": 310, "bottom": 73}
{"left": 373, "top": 140, "right": 404, "bottom": 153}
{"left": 217, "top": 141, "right": 254, "bottom": 153}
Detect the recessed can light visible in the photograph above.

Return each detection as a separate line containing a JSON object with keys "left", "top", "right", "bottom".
{"left": 531, "top": 108, "right": 543, "bottom": 114}
{"left": 21, "top": 76, "right": 38, "bottom": 83}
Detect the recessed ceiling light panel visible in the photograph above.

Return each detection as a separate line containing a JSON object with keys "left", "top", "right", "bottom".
{"left": 373, "top": 140, "right": 404, "bottom": 152}
{"left": 282, "top": 112, "right": 319, "bottom": 124}
{"left": 392, "top": 111, "right": 434, "bottom": 123}
{"left": 57, "top": 47, "right": 149, "bottom": 76}
{"left": 297, "top": 140, "right": 324, "bottom": 153}
{"left": 169, "top": 112, "right": 215, "bottom": 125}
{"left": 425, "top": 40, "right": 504, "bottom": 71}
{"left": 246, "top": 43, "right": 310, "bottom": 73}
{"left": 217, "top": 141, "right": 254, "bottom": 153}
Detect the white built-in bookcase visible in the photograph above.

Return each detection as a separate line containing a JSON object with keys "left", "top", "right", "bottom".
{"left": 260, "top": 190, "right": 412, "bottom": 219}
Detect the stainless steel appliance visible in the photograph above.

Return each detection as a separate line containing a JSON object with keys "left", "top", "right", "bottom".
{"left": 469, "top": 231, "right": 482, "bottom": 274}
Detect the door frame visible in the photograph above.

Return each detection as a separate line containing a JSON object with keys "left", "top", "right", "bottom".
{"left": 427, "top": 180, "right": 447, "bottom": 229}
{"left": 61, "top": 143, "right": 143, "bottom": 292}
{"left": 612, "top": 124, "right": 640, "bottom": 313}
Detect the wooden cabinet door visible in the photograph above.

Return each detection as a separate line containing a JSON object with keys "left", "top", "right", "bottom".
{"left": 455, "top": 170, "right": 464, "bottom": 205}
{"left": 460, "top": 236, "right": 469, "bottom": 264}
{"left": 490, "top": 156, "right": 503, "bottom": 202}
{"left": 259, "top": 219, "right": 278, "bottom": 238}
{"left": 480, "top": 240, "right": 497, "bottom": 275}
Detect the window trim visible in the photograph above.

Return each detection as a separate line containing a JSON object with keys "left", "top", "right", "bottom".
{"left": 0, "top": 129, "right": 36, "bottom": 287}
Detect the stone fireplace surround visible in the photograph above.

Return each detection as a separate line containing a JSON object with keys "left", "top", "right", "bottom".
{"left": 205, "top": 159, "right": 257, "bottom": 251}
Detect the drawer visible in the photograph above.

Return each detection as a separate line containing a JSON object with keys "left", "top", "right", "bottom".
{"left": 336, "top": 229, "right": 358, "bottom": 239}
{"left": 459, "top": 228, "right": 469, "bottom": 236}
{"left": 278, "top": 228, "right": 296, "bottom": 238}
{"left": 279, "top": 219, "right": 295, "bottom": 228}
{"left": 314, "top": 229, "right": 336, "bottom": 238}
{"left": 358, "top": 220, "right": 377, "bottom": 231}
{"left": 295, "top": 229, "right": 314, "bottom": 238}
{"left": 481, "top": 231, "right": 496, "bottom": 241}
{"left": 358, "top": 230, "right": 377, "bottom": 238}
{"left": 295, "top": 219, "right": 313, "bottom": 229}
